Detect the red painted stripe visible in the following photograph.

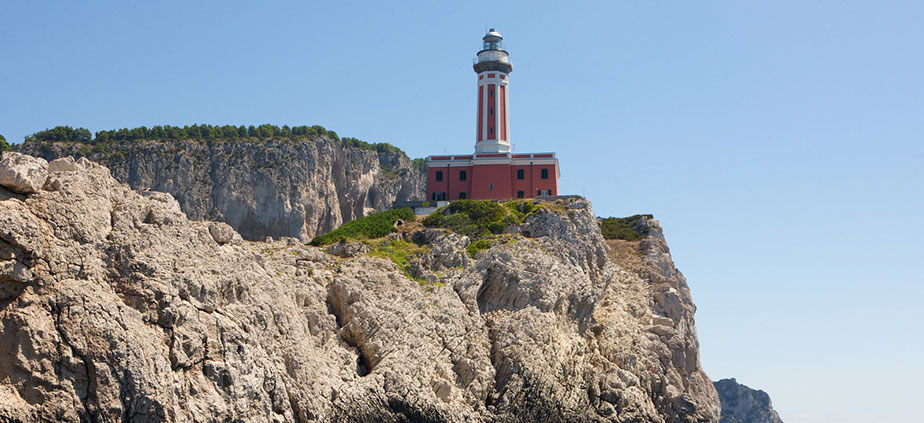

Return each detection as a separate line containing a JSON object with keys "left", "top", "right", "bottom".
{"left": 488, "top": 73, "right": 495, "bottom": 78}
{"left": 499, "top": 85, "right": 506, "bottom": 141}
{"left": 477, "top": 85, "right": 484, "bottom": 142}
{"left": 454, "top": 155, "right": 473, "bottom": 159}
{"left": 479, "top": 75, "right": 484, "bottom": 80}
{"left": 533, "top": 154, "right": 554, "bottom": 158}
{"left": 513, "top": 154, "right": 530, "bottom": 158}
{"left": 487, "top": 84, "right": 496, "bottom": 140}
{"left": 430, "top": 156, "right": 452, "bottom": 160}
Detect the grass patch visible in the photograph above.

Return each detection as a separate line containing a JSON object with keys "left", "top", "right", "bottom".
{"left": 465, "top": 237, "right": 494, "bottom": 258}
{"left": 599, "top": 214, "right": 653, "bottom": 241}
{"left": 367, "top": 239, "right": 429, "bottom": 282}
{"left": 310, "top": 208, "right": 415, "bottom": 246}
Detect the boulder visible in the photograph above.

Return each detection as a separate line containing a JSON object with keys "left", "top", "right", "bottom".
{"left": 0, "top": 152, "right": 47, "bottom": 194}
{"left": 208, "top": 222, "right": 240, "bottom": 245}
{"left": 325, "top": 240, "right": 370, "bottom": 258}
{"left": 47, "top": 156, "right": 79, "bottom": 173}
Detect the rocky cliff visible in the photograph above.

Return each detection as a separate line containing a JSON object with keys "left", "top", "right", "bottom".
{"left": 713, "top": 379, "right": 783, "bottom": 423}
{"left": 0, "top": 152, "right": 720, "bottom": 422}
{"left": 17, "top": 137, "right": 426, "bottom": 241}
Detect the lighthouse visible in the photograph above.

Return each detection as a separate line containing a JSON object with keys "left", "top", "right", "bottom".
{"left": 426, "top": 29, "right": 559, "bottom": 202}
{"left": 474, "top": 29, "right": 512, "bottom": 154}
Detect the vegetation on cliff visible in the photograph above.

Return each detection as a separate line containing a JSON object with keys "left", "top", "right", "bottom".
{"left": 0, "top": 134, "right": 10, "bottom": 152}
{"left": 422, "top": 199, "right": 561, "bottom": 257}
{"left": 24, "top": 124, "right": 412, "bottom": 159}
{"left": 309, "top": 208, "right": 416, "bottom": 246}
{"left": 599, "top": 214, "right": 653, "bottom": 241}
{"left": 366, "top": 239, "right": 430, "bottom": 282}
{"left": 422, "top": 199, "right": 554, "bottom": 238}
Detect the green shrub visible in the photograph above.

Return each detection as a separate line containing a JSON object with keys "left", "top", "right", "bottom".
{"left": 423, "top": 200, "right": 511, "bottom": 238}
{"left": 599, "top": 214, "right": 653, "bottom": 241}
{"left": 411, "top": 158, "right": 428, "bottom": 174}
{"left": 0, "top": 134, "right": 9, "bottom": 152}
{"left": 504, "top": 199, "right": 542, "bottom": 223}
{"left": 309, "top": 208, "right": 415, "bottom": 246}
{"left": 368, "top": 239, "right": 428, "bottom": 282}
{"left": 465, "top": 238, "right": 494, "bottom": 258}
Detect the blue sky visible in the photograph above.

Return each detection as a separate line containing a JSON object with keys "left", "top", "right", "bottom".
{"left": 2, "top": 1, "right": 922, "bottom": 421}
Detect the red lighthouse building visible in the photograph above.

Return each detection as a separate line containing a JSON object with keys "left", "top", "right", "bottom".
{"left": 427, "top": 29, "right": 559, "bottom": 201}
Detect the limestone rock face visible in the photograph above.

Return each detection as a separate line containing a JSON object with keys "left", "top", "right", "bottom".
{"left": 17, "top": 137, "right": 425, "bottom": 241}
{"left": 0, "top": 154, "right": 719, "bottom": 422}
{"left": 0, "top": 152, "right": 48, "bottom": 194}
{"left": 714, "top": 379, "right": 783, "bottom": 423}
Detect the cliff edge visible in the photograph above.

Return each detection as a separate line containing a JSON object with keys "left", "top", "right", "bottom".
{"left": 714, "top": 379, "right": 783, "bottom": 423}
{"left": 0, "top": 152, "right": 719, "bottom": 422}
{"left": 17, "top": 136, "right": 425, "bottom": 242}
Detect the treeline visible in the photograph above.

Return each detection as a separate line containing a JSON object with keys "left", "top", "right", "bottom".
{"left": 341, "top": 137, "right": 405, "bottom": 156}
{"left": 0, "top": 134, "right": 10, "bottom": 152}
{"left": 23, "top": 126, "right": 92, "bottom": 143}
{"left": 24, "top": 124, "right": 412, "bottom": 159}
{"left": 25, "top": 124, "right": 338, "bottom": 143}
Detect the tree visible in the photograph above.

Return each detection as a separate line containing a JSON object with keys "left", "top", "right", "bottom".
{"left": 25, "top": 126, "right": 91, "bottom": 143}
{"left": 0, "top": 134, "right": 10, "bottom": 152}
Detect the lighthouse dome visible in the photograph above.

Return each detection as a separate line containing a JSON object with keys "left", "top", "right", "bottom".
{"left": 481, "top": 28, "right": 505, "bottom": 51}
{"left": 483, "top": 28, "right": 503, "bottom": 40}
{"left": 475, "top": 28, "right": 512, "bottom": 73}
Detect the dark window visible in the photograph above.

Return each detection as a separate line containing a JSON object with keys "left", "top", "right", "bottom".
{"left": 489, "top": 128, "right": 494, "bottom": 135}
{"left": 459, "top": 192, "right": 466, "bottom": 199}
{"left": 489, "top": 89, "right": 494, "bottom": 97}
{"left": 538, "top": 189, "right": 551, "bottom": 196}
{"left": 432, "top": 192, "right": 445, "bottom": 201}
{"left": 489, "top": 183, "right": 493, "bottom": 190}
{"left": 435, "top": 171, "right": 443, "bottom": 181}
{"left": 517, "top": 190, "right": 525, "bottom": 198}
{"left": 541, "top": 168, "right": 549, "bottom": 179}
{"left": 459, "top": 170, "right": 467, "bottom": 181}
{"left": 517, "top": 169, "right": 524, "bottom": 180}
{"left": 489, "top": 108, "right": 494, "bottom": 115}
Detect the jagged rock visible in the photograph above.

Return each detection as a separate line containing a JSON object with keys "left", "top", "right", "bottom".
{"left": 48, "top": 156, "right": 79, "bottom": 173}
{"left": 0, "top": 260, "right": 31, "bottom": 283}
{"left": 325, "top": 240, "right": 370, "bottom": 258}
{"left": 714, "top": 379, "right": 783, "bottom": 423}
{"left": 407, "top": 229, "right": 471, "bottom": 281}
{"left": 18, "top": 137, "right": 426, "bottom": 241}
{"left": 0, "top": 152, "right": 48, "bottom": 194}
{"left": 208, "top": 222, "right": 240, "bottom": 245}
{"left": 0, "top": 153, "right": 720, "bottom": 422}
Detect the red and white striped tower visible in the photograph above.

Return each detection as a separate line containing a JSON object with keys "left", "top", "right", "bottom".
{"left": 474, "top": 29, "right": 512, "bottom": 154}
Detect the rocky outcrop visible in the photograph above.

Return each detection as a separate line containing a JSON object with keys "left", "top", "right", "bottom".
{"left": 17, "top": 137, "right": 426, "bottom": 241}
{"left": 0, "top": 152, "right": 48, "bottom": 194}
{"left": 714, "top": 379, "right": 783, "bottom": 423}
{"left": 0, "top": 153, "right": 719, "bottom": 422}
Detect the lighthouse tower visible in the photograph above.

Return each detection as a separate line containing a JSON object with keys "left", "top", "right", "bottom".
{"left": 474, "top": 29, "right": 512, "bottom": 154}
{"left": 426, "top": 29, "right": 559, "bottom": 202}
